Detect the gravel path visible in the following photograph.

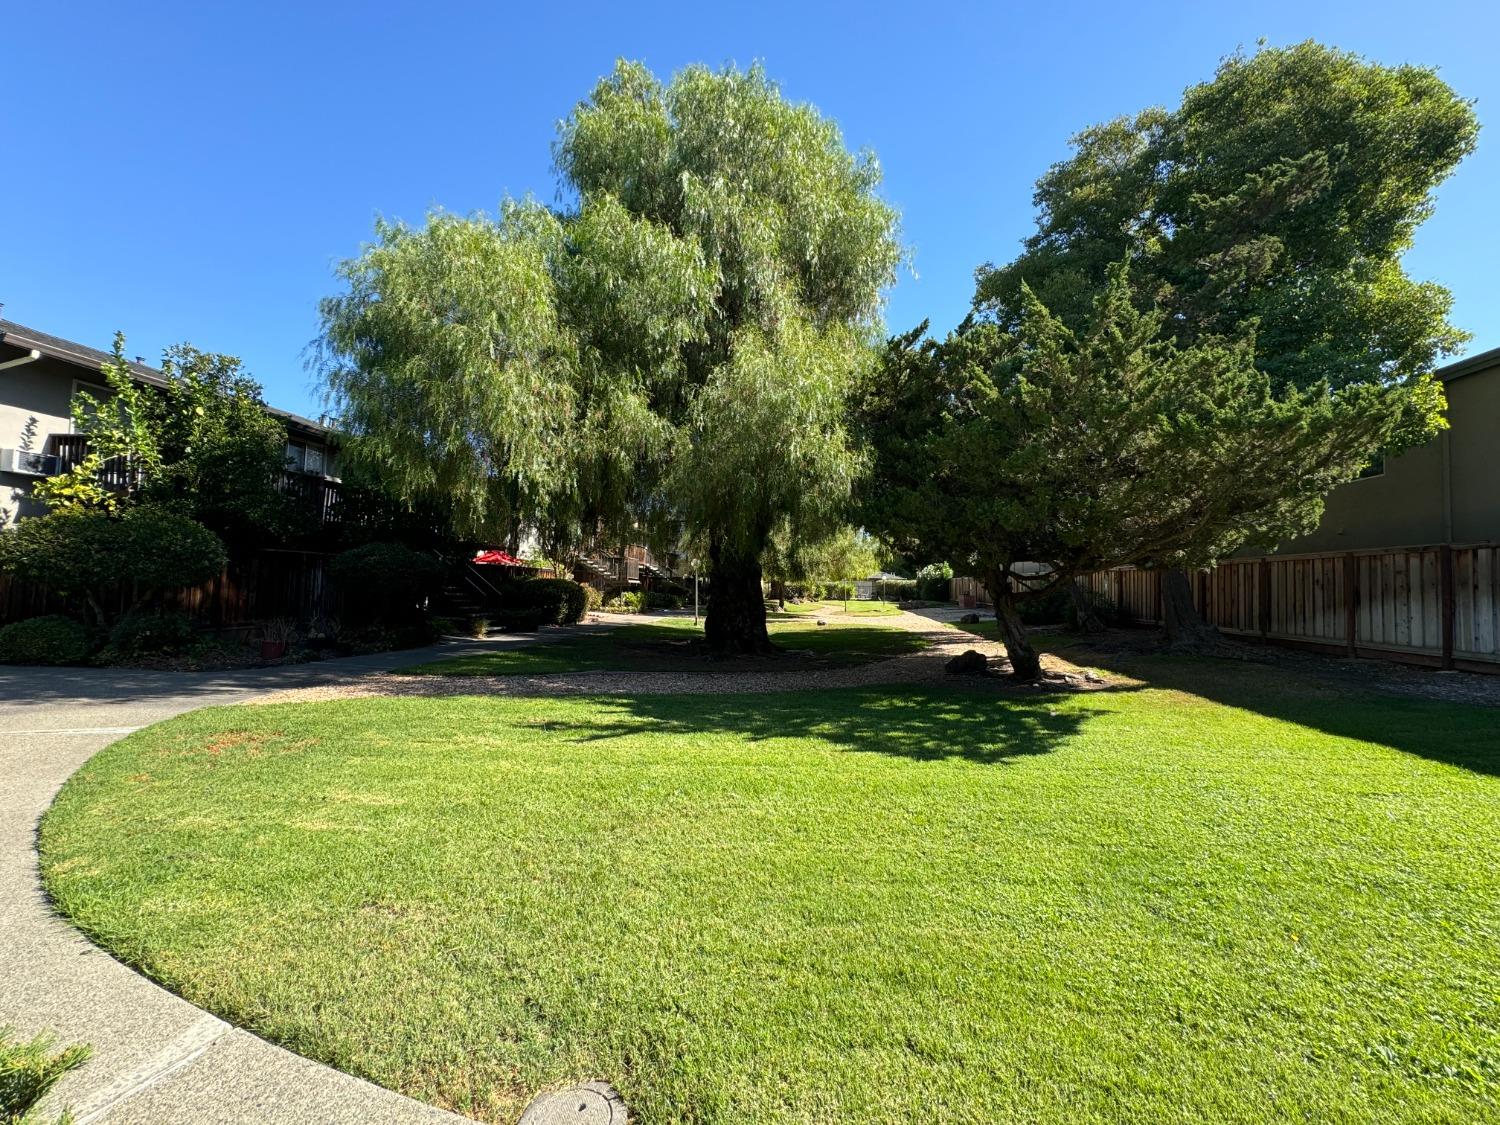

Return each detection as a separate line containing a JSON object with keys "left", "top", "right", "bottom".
{"left": 252, "top": 610, "right": 1089, "bottom": 703}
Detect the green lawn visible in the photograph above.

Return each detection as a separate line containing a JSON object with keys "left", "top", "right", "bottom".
{"left": 775, "top": 599, "right": 902, "bottom": 617}
{"left": 404, "top": 616, "right": 925, "bottom": 676}
{"left": 40, "top": 656, "right": 1500, "bottom": 1124}
{"left": 0, "top": 1030, "right": 90, "bottom": 1123}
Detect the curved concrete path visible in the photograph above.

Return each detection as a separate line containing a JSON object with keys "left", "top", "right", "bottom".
{"left": 0, "top": 628, "right": 616, "bottom": 1123}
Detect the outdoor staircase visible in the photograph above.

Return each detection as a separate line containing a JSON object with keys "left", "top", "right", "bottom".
{"left": 432, "top": 581, "right": 486, "bottom": 620}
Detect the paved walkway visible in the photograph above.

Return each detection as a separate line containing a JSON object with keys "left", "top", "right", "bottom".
{"left": 0, "top": 629, "right": 614, "bottom": 1124}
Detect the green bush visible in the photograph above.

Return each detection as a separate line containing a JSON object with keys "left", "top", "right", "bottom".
{"left": 108, "top": 609, "right": 196, "bottom": 656}
{"left": 506, "top": 577, "right": 588, "bottom": 625}
{"left": 0, "top": 615, "right": 94, "bottom": 665}
{"left": 644, "top": 591, "right": 684, "bottom": 610}
{"left": 342, "top": 619, "right": 439, "bottom": 653}
{"left": 582, "top": 584, "right": 604, "bottom": 613}
{"left": 871, "top": 578, "right": 918, "bottom": 601}
{"left": 1069, "top": 587, "right": 1124, "bottom": 629}
{"left": 116, "top": 506, "right": 228, "bottom": 592}
{"left": 329, "top": 542, "right": 442, "bottom": 622}
{"left": 915, "top": 562, "right": 953, "bottom": 602}
{"left": 0, "top": 506, "right": 225, "bottom": 619}
{"left": 1016, "top": 586, "right": 1072, "bottom": 625}
{"left": 824, "top": 581, "right": 855, "bottom": 601}
{"left": 603, "top": 591, "right": 645, "bottom": 613}
{"left": 496, "top": 607, "right": 550, "bottom": 633}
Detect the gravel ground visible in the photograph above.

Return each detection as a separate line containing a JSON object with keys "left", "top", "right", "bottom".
{"left": 250, "top": 608, "right": 1500, "bottom": 708}
{"left": 251, "top": 609, "right": 1087, "bottom": 703}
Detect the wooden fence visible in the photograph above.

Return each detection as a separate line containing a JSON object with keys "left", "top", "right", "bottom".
{"left": 0, "top": 548, "right": 341, "bottom": 627}
{"left": 953, "top": 544, "right": 1500, "bottom": 674}
{"left": 1078, "top": 544, "right": 1500, "bottom": 673}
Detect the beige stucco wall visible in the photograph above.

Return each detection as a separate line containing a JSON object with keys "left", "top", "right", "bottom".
{"left": 0, "top": 354, "right": 89, "bottom": 526}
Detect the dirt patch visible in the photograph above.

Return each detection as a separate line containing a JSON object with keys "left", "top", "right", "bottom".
{"left": 250, "top": 611, "right": 1121, "bottom": 704}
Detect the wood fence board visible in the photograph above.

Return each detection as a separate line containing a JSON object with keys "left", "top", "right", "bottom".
{"left": 1093, "top": 544, "right": 1497, "bottom": 671}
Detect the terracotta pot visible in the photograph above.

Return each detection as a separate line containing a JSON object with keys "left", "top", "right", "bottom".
{"left": 260, "top": 640, "right": 288, "bottom": 660}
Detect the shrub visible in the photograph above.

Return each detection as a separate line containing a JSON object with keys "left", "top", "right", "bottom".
{"left": 495, "top": 607, "right": 550, "bottom": 633}
{"left": 0, "top": 507, "right": 226, "bottom": 625}
{"left": 1016, "top": 586, "right": 1072, "bottom": 625}
{"left": 506, "top": 577, "right": 588, "bottom": 625}
{"left": 644, "top": 591, "right": 684, "bottom": 610}
{"left": 603, "top": 591, "right": 645, "bottom": 613}
{"left": 915, "top": 562, "right": 954, "bottom": 602}
{"left": 342, "top": 619, "right": 439, "bottom": 653}
{"left": 329, "top": 542, "right": 442, "bottom": 623}
{"left": 467, "top": 615, "right": 490, "bottom": 638}
{"left": 824, "top": 581, "right": 855, "bottom": 601}
{"left": 0, "top": 615, "right": 94, "bottom": 665}
{"left": 116, "top": 506, "right": 228, "bottom": 592}
{"left": 108, "top": 609, "right": 196, "bottom": 656}
{"left": 1069, "top": 587, "right": 1124, "bottom": 630}
{"left": 582, "top": 584, "right": 604, "bottom": 613}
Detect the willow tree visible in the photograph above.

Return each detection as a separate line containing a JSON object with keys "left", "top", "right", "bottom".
{"left": 860, "top": 265, "right": 1439, "bottom": 679}
{"left": 972, "top": 41, "right": 1476, "bottom": 642}
{"left": 319, "top": 61, "right": 900, "bottom": 652}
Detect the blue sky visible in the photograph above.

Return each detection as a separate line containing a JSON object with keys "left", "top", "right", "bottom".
{"left": 3, "top": 1, "right": 1496, "bottom": 419}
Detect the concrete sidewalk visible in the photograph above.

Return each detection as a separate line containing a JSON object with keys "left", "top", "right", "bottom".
{"left": 0, "top": 629, "right": 607, "bottom": 1123}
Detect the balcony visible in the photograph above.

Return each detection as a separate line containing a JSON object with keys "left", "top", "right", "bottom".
{"left": 46, "top": 434, "right": 138, "bottom": 490}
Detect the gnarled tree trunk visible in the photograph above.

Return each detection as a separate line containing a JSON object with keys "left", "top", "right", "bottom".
{"left": 990, "top": 576, "right": 1042, "bottom": 680}
{"left": 705, "top": 538, "right": 773, "bottom": 654}
{"left": 1161, "top": 567, "right": 1218, "bottom": 648}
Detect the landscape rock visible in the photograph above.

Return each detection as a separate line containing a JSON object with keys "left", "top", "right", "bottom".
{"left": 945, "top": 649, "right": 988, "bottom": 675}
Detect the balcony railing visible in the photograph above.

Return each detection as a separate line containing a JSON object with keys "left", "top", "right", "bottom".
{"left": 42, "top": 434, "right": 346, "bottom": 526}
{"left": 45, "top": 434, "right": 139, "bottom": 490}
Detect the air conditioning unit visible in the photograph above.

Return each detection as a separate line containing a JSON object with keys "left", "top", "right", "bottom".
{"left": 0, "top": 449, "right": 60, "bottom": 477}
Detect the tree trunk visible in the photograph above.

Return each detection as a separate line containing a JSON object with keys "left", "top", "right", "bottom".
{"left": 1161, "top": 567, "right": 1217, "bottom": 647}
{"left": 84, "top": 589, "right": 109, "bottom": 632}
{"left": 705, "top": 539, "right": 773, "bottom": 654}
{"left": 991, "top": 580, "right": 1042, "bottom": 680}
{"left": 1069, "top": 580, "right": 1105, "bottom": 633}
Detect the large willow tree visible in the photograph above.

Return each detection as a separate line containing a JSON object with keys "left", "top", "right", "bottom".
{"left": 319, "top": 62, "right": 900, "bottom": 652}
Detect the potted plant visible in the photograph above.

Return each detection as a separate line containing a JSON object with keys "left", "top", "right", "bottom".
{"left": 260, "top": 618, "right": 295, "bottom": 660}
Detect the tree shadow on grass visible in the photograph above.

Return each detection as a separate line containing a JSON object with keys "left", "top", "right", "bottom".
{"left": 1046, "top": 637, "right": 1500, "bottom": 778}
{"left": 561, "top": 683, "right": 1136, "bottom": 766}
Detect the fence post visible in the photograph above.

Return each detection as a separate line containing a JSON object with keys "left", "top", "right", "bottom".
{"left": 1258, "top": 560, "right": 1271, "bottom": 638}
{"left": 1440, "top": 545, "right": 1455, "bottom": 670}
{"left": 1343, "top": 553, "right": 1358, "bottom": 657}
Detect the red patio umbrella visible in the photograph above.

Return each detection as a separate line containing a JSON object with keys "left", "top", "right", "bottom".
{"left": 472, "top": 549, "right": 522, "bottom": 566}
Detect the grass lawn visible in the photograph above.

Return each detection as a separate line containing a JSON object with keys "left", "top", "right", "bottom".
{"left": 0, "top": 1030, "right": 90, "bottom": 1122}
{"left": 775, "top": 599, "right": 902, "bottom": 617}
{"left": 403, "top": 615, "right": 925, "bottom": 676}
{"left": 40, "top": 656, "right": 1500, "bottom": 1124}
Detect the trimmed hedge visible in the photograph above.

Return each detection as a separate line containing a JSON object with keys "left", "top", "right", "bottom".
{"left": 0, "top": 615, "right": 94, "bottom": 665}
{"left": 0, "top": 507, "right": 226, "bottom": 612}
{"left": 329, "top": 542, "right": 443, "bottom": 622}
{"left": 505, "top": 577, "right": 589, "bottom": 625}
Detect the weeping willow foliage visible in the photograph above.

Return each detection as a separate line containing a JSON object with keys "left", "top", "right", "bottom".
{"left": 318, "top": 61, "right": 901, "bottom": 565}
